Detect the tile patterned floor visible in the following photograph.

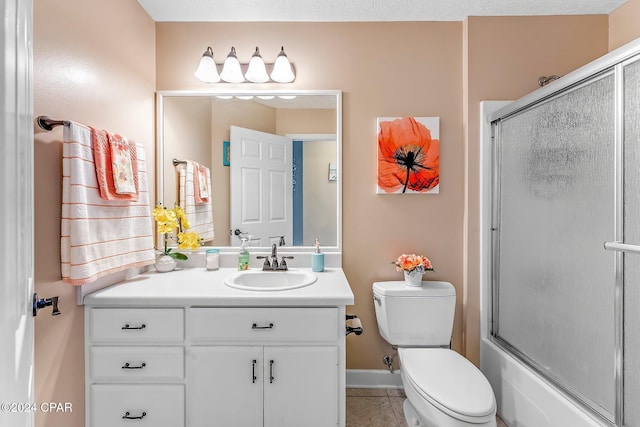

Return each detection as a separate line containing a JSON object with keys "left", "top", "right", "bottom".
{"left": 346, "top": 388, "right": 508, "bottom": 427}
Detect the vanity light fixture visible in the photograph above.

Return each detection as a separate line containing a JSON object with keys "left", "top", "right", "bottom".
{"left": 245, "top": 47, "right": 270, "bottom": 83}
{"left": 220, "top": 47, "right": 245, "bottom": 83}
{"left": 270, "top": 46, "right": 295, "bottom": 83}
{"left": 194, "top": 47, "right": 220, "bottom": 83}
{"left": 194, "top": 46, "right": 296, "bottom": 84}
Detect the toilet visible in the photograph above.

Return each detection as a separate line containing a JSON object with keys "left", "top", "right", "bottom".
{"left": 373, "top": 281, "right": 497, "bottom": 427}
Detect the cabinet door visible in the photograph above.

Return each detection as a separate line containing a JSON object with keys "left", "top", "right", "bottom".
{"left": 189, "top": 346, "right": 263, "bottom": 427}
{"left": 264, "top": 346, "right": 338, "bottom": 427}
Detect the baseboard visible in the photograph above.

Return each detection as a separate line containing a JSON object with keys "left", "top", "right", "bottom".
{"left": 346, "top": 369, "right": 403, "bottom": 389}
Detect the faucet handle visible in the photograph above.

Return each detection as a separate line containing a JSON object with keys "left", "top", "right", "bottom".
{"left": 256, "top": 256, "right": 271, "bottom": 270}
{"left": 280, "top": 256, "right": 294, "bottom": 270}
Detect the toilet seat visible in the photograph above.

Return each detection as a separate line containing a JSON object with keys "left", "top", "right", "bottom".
{"left": 399, "top": 348, "right": 496, "bottom": 423}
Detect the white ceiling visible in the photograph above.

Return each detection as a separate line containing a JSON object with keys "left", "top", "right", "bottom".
{"left": 138, "top": 0, "right": 626, "bottom": 22}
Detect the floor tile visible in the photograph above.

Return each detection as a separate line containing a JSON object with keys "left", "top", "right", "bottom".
{"left": 346, "top": 395, "right": 400, "bottom": 426}
{"left": 346, "top": 388, "right": 508, "bottom": 427}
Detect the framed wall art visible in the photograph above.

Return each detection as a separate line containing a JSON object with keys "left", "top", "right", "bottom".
{"left": 377, "top": 116, "right": 440, "bottom": 194}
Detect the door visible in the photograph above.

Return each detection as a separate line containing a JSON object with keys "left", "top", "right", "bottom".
{"left": 189, "top": 346, "right": 263, "bottom": 427}
{"left": 0, "top": 0, "right": 34, "bottom": 426}
{"left": 230, "top": 126, "right": 293, "bottom": 247}
{"left": 264, "top": 346, "right": 338, "bottom": 427}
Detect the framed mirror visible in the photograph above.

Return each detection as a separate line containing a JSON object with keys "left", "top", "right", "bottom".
{"left": 156, "top": 90, "right": 342, "bottom": 252}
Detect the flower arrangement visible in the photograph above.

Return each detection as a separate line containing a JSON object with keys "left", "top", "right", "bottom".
{"left": 152, "top": 204, "right": 202, "bottom": 260}
{"left": 393, "top": 253, "right": 434, "bottom": 273}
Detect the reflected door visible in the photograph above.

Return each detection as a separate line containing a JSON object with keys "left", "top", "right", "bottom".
{"left": 230, "top": 126, "right": 293, "bottom": 247}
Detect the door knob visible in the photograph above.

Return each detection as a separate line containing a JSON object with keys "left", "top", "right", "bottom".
{"left": 32, "top": 293, "right": 61, "bottom": 317}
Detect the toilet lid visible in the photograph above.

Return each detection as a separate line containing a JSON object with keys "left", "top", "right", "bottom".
{"left": 399, "top": 348, "right": 496, "bottom": 419}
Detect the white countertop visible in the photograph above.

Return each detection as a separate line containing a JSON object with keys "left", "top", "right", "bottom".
{"left": 83, "top": 267, "right": 354, "bottom": 307}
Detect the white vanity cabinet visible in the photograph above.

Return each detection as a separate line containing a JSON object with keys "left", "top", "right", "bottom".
{"left": 85, "top": 308, "right": 186, "bottom": 427}
{"left": 188, "top": 308, "right": 340, "bottom": 426}
{"left": 83, "top": 268, "right": 354, "bottom": 427}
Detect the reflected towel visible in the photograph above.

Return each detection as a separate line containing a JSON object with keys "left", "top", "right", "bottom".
{"left": 91, "top": 128, "right": 139, "bottom": 201}
{"left": 61, "top": 122, "right": 155, "bottom": 285}
{"left": 178, "top": 161, "right": 214, "bottom": 242}
{"left": 196, "top": 162, "right": 210, "bottom": 202}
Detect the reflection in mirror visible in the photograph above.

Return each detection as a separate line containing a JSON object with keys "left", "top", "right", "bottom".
{"left": 157, "top": 90, "right": 341, "bottom": 251}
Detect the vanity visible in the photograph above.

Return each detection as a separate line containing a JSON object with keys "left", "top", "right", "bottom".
{"left": 84, "top": 266, "right": 354, "bottom": 427}
{"left": 82, "top": 89, "right": 351, "bottom": 426}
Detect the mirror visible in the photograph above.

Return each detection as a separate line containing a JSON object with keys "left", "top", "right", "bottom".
{"left": 156, "top": 90, "right": 342, "bottom": 252}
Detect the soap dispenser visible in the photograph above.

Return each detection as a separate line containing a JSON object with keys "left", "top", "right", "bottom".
{"left": 238, "top": 237, "right": 250, "bottom": 270}
{"left": 311, "top": 237, "right": 324, "bottom": 272}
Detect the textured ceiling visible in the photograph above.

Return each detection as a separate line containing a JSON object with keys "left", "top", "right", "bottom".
{"left": 138, "top": 0, "right": 627, "bottom": 22}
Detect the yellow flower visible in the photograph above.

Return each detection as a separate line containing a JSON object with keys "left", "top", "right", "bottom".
{"left": 153, "top": 204, "right": 203, "bottom": 258}
{"left": 177, "top": 231, "right": 201, "bottom": 250}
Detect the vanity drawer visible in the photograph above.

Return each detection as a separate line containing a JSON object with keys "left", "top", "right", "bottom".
{"left": 90, "top": 346, "right": 184, "bottom": 381}
{"left": 189, "top": 307, "right": 339, "bottom": 343}
{"left": 91, "top": 384, "right": 184, "bottom": 427}
{"left": 89, "top": 308, "right": 184, "bottom": 343}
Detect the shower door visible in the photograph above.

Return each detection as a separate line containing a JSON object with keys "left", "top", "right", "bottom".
{"left": 623, "top": 56, "right": 640, "bottom": 427}
{"left": 492, "top": 72, "right": 617, "bottom": 422}
{"left": 491, "top": 44, "right": 640, "bottom": 427}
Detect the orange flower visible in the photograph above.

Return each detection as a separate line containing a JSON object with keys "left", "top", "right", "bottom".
{"left": 378, "top": 117, "right": 439, "bottom": 193}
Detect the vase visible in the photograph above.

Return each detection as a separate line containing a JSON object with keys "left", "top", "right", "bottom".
{"left": 155, "top": 254, "right": 177, "bottom": 273}
{"left": 404, "top": 269, "right": 423, "bottom": 287}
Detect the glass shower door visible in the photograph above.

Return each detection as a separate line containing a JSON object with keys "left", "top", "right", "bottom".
{"left": 493, "top": 72, "right": 617, "bottom": 421}
{"left": 623, "top": 57, "right": 640, "bottom": 427}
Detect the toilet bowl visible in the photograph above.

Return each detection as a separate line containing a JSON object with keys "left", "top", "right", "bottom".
{"left": 400, "top": 348, "right": 496, "bottom": 426}
{"left": 373, "top": 281, "right": 497, "bottom": 427}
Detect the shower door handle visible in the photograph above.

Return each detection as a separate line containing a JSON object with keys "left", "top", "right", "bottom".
{"left": 603, "top": 241, "right": 640, "bottom": 254}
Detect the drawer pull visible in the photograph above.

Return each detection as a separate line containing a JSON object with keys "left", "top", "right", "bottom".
{"left": 269, "top": 359, "right": 275, "bottom": 384}
{"left": 251, "top": 322, "right": 274, "bottom": 330}
{"left": 122, "top": 411, "right": 147, "bottom": 420}
{"left": 252, "top": 359, "right": 257, "bottom": 383}
{"left": 122, "top": 323, "right": 146, "bottom": 330}
{"left": 122, "top": 362, "right": 147, "bottom": 370}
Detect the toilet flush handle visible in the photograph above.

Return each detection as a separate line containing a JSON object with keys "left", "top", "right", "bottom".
{"left": 373, "top": 295, "right": 381, "bottom": 305}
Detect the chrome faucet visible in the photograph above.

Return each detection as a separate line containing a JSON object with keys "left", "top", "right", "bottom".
{"left": 256, "top": 244, "right": 294, "bottom": 271}
{"left": 270, "top": 244, "right": 279, "bottom": 269}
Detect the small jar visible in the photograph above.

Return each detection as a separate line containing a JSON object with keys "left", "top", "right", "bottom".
{"left": 205, "top": 249, "right": 220, "bottom": 270}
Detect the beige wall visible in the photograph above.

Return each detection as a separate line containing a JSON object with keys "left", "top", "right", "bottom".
{"left": 463, "top": 15, "right": 609, "bottom": 365}
{"left": 32, "top": 0, "right": 155, "bottom": 426}
{"left": 156, "top": 21, "right": 467, "bottom": 368}
{"left": 609, "top": 0, "right": 640, "bottom": 51}
{"left": 31, "top": 4, "right": 640, "bottom": 426}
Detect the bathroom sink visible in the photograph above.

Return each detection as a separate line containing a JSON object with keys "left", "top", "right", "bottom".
{"left": 224, "top": 270, "right": 318, "bottom": 291}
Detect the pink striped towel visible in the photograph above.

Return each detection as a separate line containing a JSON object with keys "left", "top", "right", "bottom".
{"left": 61, "top": 122, "right": 155, "bottom": 285}
{"left": 178, "top": 161, "right": 215, "bottom": 242}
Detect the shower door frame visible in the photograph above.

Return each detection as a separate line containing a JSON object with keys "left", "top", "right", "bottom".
{"left": 486, "top": 37, "right": 640, "bottom": 427}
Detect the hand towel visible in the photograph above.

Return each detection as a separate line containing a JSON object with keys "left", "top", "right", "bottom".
{"left": 109, "top": 133, "right": 137, "bottom": 194}
{"left": 178, "top": 161, "right": 215, "bottom": 242}
{"left": 61, "top": 122, "right": 155, "bottom": 285}
{"left": 91, "top": 127, "right": 139, "bottom": 201}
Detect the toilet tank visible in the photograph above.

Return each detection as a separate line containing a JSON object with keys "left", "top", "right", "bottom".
{"left": 373, "top": 281, "right": 456, "bottom": 346}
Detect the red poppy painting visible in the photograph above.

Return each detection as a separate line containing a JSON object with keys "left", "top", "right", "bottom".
{"left": 377, "top": 117, "right": 440, "bottom": 194}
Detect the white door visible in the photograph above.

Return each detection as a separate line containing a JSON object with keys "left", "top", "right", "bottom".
{"left": 0, "top": 0, "right": 35, "bottom": 426}
{"left": 264, "top": 346, "right": 338, "bottom": 427}
{"left": 189, "top": 346, "right": 263, "bottom": 426}
{"left": 230, "top": 126, "right": 293, "bottom": 247}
